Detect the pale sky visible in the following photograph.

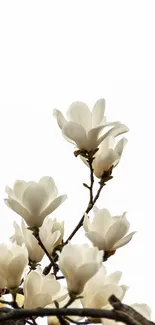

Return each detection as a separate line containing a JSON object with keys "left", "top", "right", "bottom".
{"left": 0, "top": 0, "right": 155, "bottom": 323}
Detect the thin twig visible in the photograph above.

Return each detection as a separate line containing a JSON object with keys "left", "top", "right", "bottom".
{"left": 64, "top": 153, "right": 96, "bottom": 245}
{"left": 32, "top": 228, "right": 58, "bottom": 275}
{"left": 64, "top": 178, "right": 105, "bottom": 244}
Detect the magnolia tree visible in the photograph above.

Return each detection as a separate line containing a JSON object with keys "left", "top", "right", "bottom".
{"left": 0, "top": 99, "right": 153, "bottom": 325}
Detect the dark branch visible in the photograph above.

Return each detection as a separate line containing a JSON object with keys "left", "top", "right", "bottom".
{"left": 0, "top": 305, "right": 154, "bottom": 325}
{"left": 32, "top": 228, "right": 58, "bottom": 275}
{"left": 109, "top": 295, "right": 154, "bottom": 325}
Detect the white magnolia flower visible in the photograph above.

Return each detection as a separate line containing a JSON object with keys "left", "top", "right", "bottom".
{"left": 82, "top": 136, "right": 127, "bottom": 178}
{"left": 54, "top": 99, "right": 129, "bottom": 151}
{"left": 59, "top": 243, "right": 103, "bottom": 295}
{"left": 24, "top": 269, "right": 61, "bottom": 309}
{"left": 5, "top": 176, "right": 67, "bottom": 228}
{"left": 47, "top": 295, "right": 82, "bottom": 325}
{"left": 11, "top": 217, "right": 64, "bottom": 263}
{"left": 82, "top": 265, "right": 128, "bottom": 310}
{"left": 101, "top": 302, "right": 151, "bottom": 325}
{"left": 0, "top": 242, "right": 28, "bottom": 290}
{"left": 84, "top": 207, "right": 135, "bottom": 252}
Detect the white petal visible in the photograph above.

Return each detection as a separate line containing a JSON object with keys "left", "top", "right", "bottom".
{"left": 92, "top": 209, "right": 112, "bottom": 235}
{"left": 39, "top": 176, "right": 58, "bottom": 199}
{"left": 131, "top": 303, "right": 151, "bottom": 320}
{"left": 4, "top": 198, "right": 31, "bottom": 222}
{"left": 100, "top": 284, "right": 123, "bottom": 301}
{"left": 83, "top": 214, "right": 91, "bottom": 232}
{"left": 105, "top": 219, "right": 130, "bottom": 250}
{"left": 72, "top": 262, "right": 101, "bottom": 294}
{"left": 53, "top": 109, "right": 67, "bottom": 129}
{"left": 93, "top": 150, "right": 118, "bottom": 178}
{"left": 8, "top": 254, "right": 28, "bottom": 289}
{"left": 85, "top": 231, "right": 106, "bottom": 250}
{"left": 62, "top": 122, "right": 89, "bottom": 149}
{"left": 87, "top": 126, "right": 105, "bottom": 150}
{"left": 93, "top": 206, "right": 99, "bottom": 214}
{"left": 104, "top": 271, "right": 122, "bottom": 285}
{"left": 59, "top": 245, "right": 82, "bottom": 279}
{"left": 113, "top": 231, "right": 136, "bottom": 249}
{"left": 92, "top": 98, "right": 105, "bottom": 127}
{"left": 98, "top": 124, "right": 129, "bottom": 145}
{"left": 67, "top": 101, "right": 92, "bottom": 132}
{"left": 22, "top": 184, "right": 49, "bottom": 216}
{"left": 97, "top": 136, "right": 115, "bottom": 154}
{"left": 115, "top": 138, "right": 128, "bottom": 156}
{"left": 120, "top": 285, "right": 129, "bottom": 300}
{"left": 5, "top": 186, "right": 15, "bottom": 198}
{"left": 40, "top": 194, "right": 67, "bottom": 219}
{"left": 24, "top": 271, "right": 41, "bottom": 298}
{"left": 44, "top": 230, "right": 61, "bottom": 253}
{"left": 13, "top": 180, "right": 28, "bottom": 201}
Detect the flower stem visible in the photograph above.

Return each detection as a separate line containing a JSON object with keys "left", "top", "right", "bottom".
{"left": 32, "top": 228, "right": 58, "bottom": 275}
{"left": 64, "top": 152, "right": 105, "bottom": 245}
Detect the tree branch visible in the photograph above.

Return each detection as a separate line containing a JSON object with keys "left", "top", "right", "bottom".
{"left": 0, "top": 301, "right": 154, "bottom": 325}
{"left": 109, "top": 295, "right": 154, "bottom": 325}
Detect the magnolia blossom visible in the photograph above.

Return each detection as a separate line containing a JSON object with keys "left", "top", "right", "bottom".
{"left": 59, "top": 243, "right": 103, "bottom": 295}
{"left": 101, "top": 303, "right": 151, "bottom": 325}
{"left": 84, "top": 207, "right": 135, "bottom": 252}
{"left": 82, "top": 136, "right": 127, "bottom": 178}
{"left": 0, "top": 243, "right": 28, "bottom": 290}
{"left": 5, "top": 176, "right": 67, "bottom": 228}
{"left": 82, "top": 265, "right": 128, "bottom": 310}
{"left": 11, "top": 217, "right": 64, "bottom": 263}
{"left": 47, "top": 295, "right": 82, "bottom": 325}
{"left": 24, "top": 269, "right": 62, "bottom": 309}
{"left": 54, "top": 99, "right": 129, "bottom": 151}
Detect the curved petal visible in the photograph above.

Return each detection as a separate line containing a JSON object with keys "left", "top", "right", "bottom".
{"left": 11, "top": 221, "right": 24, "bottom": 246}
{"left": 13, "top": 180, "right": 28, "bottom": 201}
{"left": 44, "top": 230, "right": 61, "bottom": 253}
{"left": 99, "top": 284, "right": 123, "bottom": 302}
{"left": 53, "top": 109, "right": 67, "bottom": 129}
{"left": 115, "top": 138, "right": 128, "bottom": 156}
{"left": 39, "top": 176, "right": 58, "bottom": 200}
{"left": 62, "top": 122, "right": 88, "bottom": 150}
{"left": 97, "top": 124, "right": 129, "bottom": 146}
{"left": 72, "top": 262, "right": 101, "bottom": 294}
{"left": 24, "top": 271, "right": 41, "bottom": 297}
{"left": 67, "top": 101, "right": 92, "bottom": 133}
{"left": 105, "top": 218, "right": 130, "bottom": 250}
{"left": 85, "top": 231, "right": 105, "bottom": 250}
{"left": 97, "top": 136, "right": 115, "bottom": 154}
{"left": 93, "top": 150, "right": 118, "bottom": 178}
{"left": 104, "top": 271, "right": 122, "bottom": 285}
{"left": 87, "top": 126, "right": 105, "bottom": 150}
{"left": 131, "top": 303, "right": 151, "bottom": 320}
{"left": 40, "top": 194, "right": 67, "bottom": 219}
{"left": 59, "top": 245, "right": 82, "bottom": 279}
{"left": 92, "top": 209, "right": 112, "bottom": 235}
{"left": 120, "top": 285, "right": 129, "bottom": 300}
{"left": 22, "top": 184, "right": 49, "bottom": 216}
{"left": 113, "top": 231, "right": 136, "bottom": 249}
{"left": 5, "top": 186, "right": 15, "bottom": 199}
{"left": 83, "top": 214, "right": 91, "bottom": 232}
{"left": 4, "top": 198, "right": 31, "bottom": 221}
{"left": 92, "top": 98, "right": 105, "bottom": 127}
{"left": 93, "top": 206, "right": 99, "bottom": 214}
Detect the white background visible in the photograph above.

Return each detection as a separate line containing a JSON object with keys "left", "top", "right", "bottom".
{"left": 0, "top": 0, "right": 155, "bottom": 323}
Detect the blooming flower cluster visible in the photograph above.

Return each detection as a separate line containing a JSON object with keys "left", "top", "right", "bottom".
{"left": 0, "top": 99, "right": 152, "bottom": 325}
